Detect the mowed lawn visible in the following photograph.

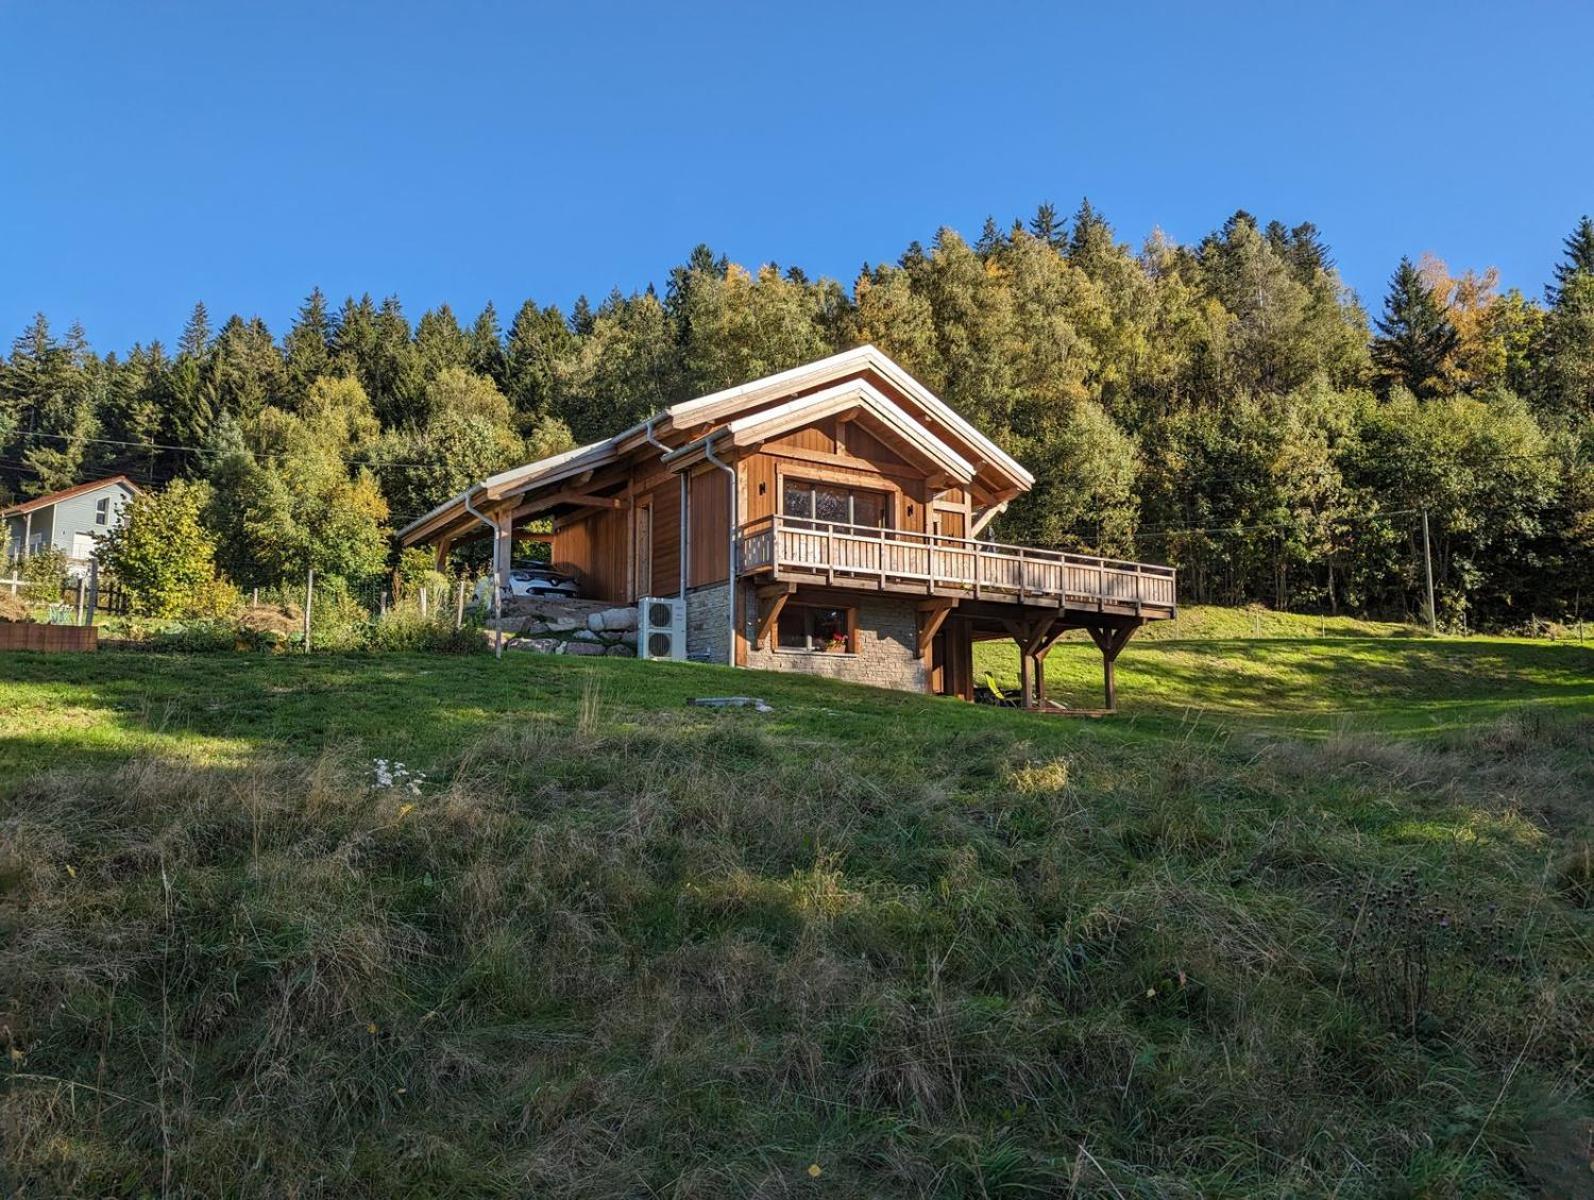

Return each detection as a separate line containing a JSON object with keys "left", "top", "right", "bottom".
{"left": 4, "top": 608, "right": 1592, "bottom": 787}
{"left": 977, "top": 607, "right": 1594, "bottom": 735}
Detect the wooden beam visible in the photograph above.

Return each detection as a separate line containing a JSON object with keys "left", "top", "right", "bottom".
{"left": 754, "top": 583, "right": 795, "bottom": 650}
{"left": 916, "top": 599, "right": 955, "bottom": 660}
{"left": 1084, "top": 620, "right": 1141, "bottom": 711}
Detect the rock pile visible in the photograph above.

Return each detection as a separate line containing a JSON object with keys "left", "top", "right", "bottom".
{"left": 508, "top": 602, "right": 639, "bottom": 657}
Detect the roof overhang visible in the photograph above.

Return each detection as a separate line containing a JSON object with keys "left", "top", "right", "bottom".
{"left": 666, "top": 380, "right": 977, "bottom": 484}
{"left": 660, "top": 344, "right": 1034, "bottom": 491}
{"left": 398, "top": 344, "right": 1034, "bottom": 548}
{"left": 1, "top": 474, "right": 143, "bottom": 519}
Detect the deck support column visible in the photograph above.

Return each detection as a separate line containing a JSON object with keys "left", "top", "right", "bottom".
{"left": 1085, "top": 621, "right": 1141, "bottom": 712}
{"left": 1005, "top": 613, "right": 1056, "bottom": 711}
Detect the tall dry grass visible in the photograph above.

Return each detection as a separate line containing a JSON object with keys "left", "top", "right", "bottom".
{"left": 1, "top": 708, "right": 1589, "bottom": 1197}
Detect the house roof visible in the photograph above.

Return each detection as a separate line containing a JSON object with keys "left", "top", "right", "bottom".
{"left": 705, "top": 380, "right": 977, "bottom": 483}
{"left": 398, "top": 345, "right": 1032, "bottom": 546}
{"left": 1, "top": 474, "right": 141, "bottom": 519}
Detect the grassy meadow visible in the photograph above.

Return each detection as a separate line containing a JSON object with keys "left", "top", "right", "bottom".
{"left": 1, "top": 608, "right": 1591, "bottom": 1197}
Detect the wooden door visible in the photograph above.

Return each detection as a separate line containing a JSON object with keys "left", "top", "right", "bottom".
{"left": 635, "top": 502, "right": 652, "bottom": 599}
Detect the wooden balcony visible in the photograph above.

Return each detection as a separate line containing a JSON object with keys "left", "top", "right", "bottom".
{"left": 737, "top": 515, "right": 1176, "bottom": 617}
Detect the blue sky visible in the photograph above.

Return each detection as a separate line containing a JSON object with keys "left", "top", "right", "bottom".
{"left": 3, "top": 1, "right": 1590, "bottom": 351}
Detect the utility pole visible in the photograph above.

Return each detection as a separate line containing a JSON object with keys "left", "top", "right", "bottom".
{"left": 1420, "top": 509, "right": 1437, "bottom": 635}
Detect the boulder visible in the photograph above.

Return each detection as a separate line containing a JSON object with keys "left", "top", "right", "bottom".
{"left": 571, "top": 628, "right": 603, "bottom": 643}
{"left": 541, "top": 617, "right": 585, "bottom": 634}
{"left": 560, "top": 639, "right": 607, "bottom": 656}
{"left": 605, "top": 643, "right": 635, "bottom": 657}
{"left": 514, "top": 637, "right": 561, "bottom": 655}
{"left": 619, "top": 630, "right": 639, "bottom": 647}
{"left": 587, "top": 606, "right": 639, "bottom": 633}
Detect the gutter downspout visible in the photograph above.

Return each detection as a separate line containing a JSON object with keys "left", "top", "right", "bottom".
{"left": 462, "top": 486, "right": 504, "bottom": 659}
{"left": 702, "top": 436, "right": 737, "bottom": 666}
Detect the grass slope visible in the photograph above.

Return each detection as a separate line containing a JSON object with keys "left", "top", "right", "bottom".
{"left": 1, "top": 618, "right": 1591, "bottom": 1198}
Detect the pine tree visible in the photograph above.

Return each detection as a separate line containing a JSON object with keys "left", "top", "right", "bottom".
{"left": 1372, "top": 257, "right": 1460, "bottom": 396}
{"left": 975, "top": 216, "right": 1005, "bottom": 258}
{"left": 282, "top": 288, "right": 333, "bottom": 405}
{"left": 1548, "top": 215, "right": 1594, "bottom": 303}
{"left": 569, "top": 295, "right": 595, "bottom": 336}
{"left": 1287, "top": 222, "right": 1332, "bottom": 274}
{"left": 466, "top": 302, "right": 506, "bottom": 385}
{"left": 1066, "top": 198, "right": 1113, "bottom": 271}
{"left": 506, "top": 300, "right": 576, "bottom": 419}
{"left": 1028, "top": 202, "right": 1066, "bottom": 250}
{"left": 414, "top": 304, "right": 469, "bottom": 380}
{"left": 179, "top": 302, "right": 211, "bottom": 358}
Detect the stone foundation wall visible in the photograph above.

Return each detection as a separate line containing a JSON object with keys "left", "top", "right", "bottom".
{"left": 685, "top": 583, "right": 731, "bottom": 663}
{"left": 743, "top": 589, "right": 928, "bottom": 693}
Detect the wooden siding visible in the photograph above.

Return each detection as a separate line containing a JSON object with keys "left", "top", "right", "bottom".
{"left": 689, "top": 467, "right": 730, "bottom": 587}
{"left": 551, "top": 507, "right": 629, "bottom": 601}
{"left": 644, "top": 478, "right": 682, "bottom": 596}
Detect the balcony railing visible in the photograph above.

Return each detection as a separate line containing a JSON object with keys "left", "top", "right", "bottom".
{"left": 738, "top": 515, "right": 1176, "bottom": 611}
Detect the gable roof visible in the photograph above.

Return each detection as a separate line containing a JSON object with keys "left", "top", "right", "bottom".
{"left": 662, "top": 345, "right": 1032, "bottom": 487}
{"left": 398, "top": 345, "right": 1031, "bottom": 545}
{"left": 1, "top": 474, "right": 141, "bottom": 519}
{"left": 694, "top": 379, "right": 977, "bottom": 483}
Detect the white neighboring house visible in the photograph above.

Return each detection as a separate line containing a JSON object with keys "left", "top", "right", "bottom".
{"left": 3, "top": 475, "right": 141, "bottom": 573}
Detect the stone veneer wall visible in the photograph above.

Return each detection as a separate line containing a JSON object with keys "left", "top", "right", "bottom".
{"left": 685, "top": 583, "right": 731, "bottom": 663}
{"left": 687, "top": 582, "right": 929, "bottom": 692}
{"left": 743, "top": 589, "right": 928, "bottom": 693}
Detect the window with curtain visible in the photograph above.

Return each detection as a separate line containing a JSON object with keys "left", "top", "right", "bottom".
{"left": 782, "top": 481, "right": 888, "bottom": 528}
{"left": 775, "top": 604, "right": 855, "bottom": 653}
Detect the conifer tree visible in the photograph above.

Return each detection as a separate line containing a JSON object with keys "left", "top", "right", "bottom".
{"left": 1066, "top": 198, "right": 1114, "bottom": 272}
{"left": 1548, "top": 215, "right": 1594, "bottom": 303}
{"left": 1372, "top": 257, "right": 1460, "bottom": 397}
{"left": 282, "top": 288, "right": 333, "bottom": 404}
{"left": 1028, "top": 202, "right": 1067, "bottom": 250}
{"left": 505, "top": 300, "right": 576, "bottom": 419}
{"left": 466, "top": 302, "right": 506, "bottom": 385}
{"left": 975, "top": 216, "right": 1005, "bottom": 258}
{"left": 569, "top": 295, "right": 595, "bottom": 337}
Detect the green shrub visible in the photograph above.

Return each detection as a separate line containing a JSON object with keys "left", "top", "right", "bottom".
{"left": 368, "top": 608, "right": 485, "bottom": 654}
{"left": 307, "top": 576, "right": 373, "bottom": 651}
{"left": 96, "top": 480, "right": 233, "bottom": 618}
{"left": 18, "top": 545, "right": 69, "bottom": 596}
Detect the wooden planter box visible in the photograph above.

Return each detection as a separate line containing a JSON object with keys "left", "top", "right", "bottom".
{"left": 0, "top": 622, "right": 98, "bottom": 652}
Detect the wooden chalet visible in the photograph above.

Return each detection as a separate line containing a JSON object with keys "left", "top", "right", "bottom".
{"left": 398, "top": 346, "right": 1175, "bottom": 709}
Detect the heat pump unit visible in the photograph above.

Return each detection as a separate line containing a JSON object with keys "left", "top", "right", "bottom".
{"left": 637, "top": 596, "right": 686, "bottom": 661}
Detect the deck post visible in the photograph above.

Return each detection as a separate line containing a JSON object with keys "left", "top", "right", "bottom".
{"left": 1085, "top": 621, "right": 1141, "bottom": 712}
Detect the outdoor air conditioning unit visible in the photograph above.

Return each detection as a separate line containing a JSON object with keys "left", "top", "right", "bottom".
{"left": 637, "top": 596, "right": 686, "bottom": 661}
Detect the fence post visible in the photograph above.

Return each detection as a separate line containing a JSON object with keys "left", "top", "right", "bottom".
{"left": 455, "top": 578, "right": 466, "bottom": 629}
{"left": 75, "top": 574, "right": 86, "bottom": 625}
{"left": 304, "top": 568, "right": 314, "bottom": 653}
{"left": 1421, "top": 508, "right": 1437, "bottom": 635}
{"left": 420, "top": 586, "right": 428, "bottom": 619}
{"left": 86, "top": 558, "right": 99, "bottom": 626}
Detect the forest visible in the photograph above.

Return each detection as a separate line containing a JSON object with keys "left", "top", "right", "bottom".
{"left": 3, "top": 201, "right": 1592, "bottom": 631}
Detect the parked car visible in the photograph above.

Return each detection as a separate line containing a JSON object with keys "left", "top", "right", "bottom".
{"left": 506, "top": 562, "right": 579, "bottom": 599}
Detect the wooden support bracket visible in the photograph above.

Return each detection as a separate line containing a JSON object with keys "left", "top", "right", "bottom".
{"left": 754, "top": 582, "right": 796, "bottom": 650}
{"left": 916, "top": 598, "right": 955, "bottom": 660}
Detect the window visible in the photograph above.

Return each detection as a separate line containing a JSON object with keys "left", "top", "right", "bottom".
{"left": 782, "top": 481, "right": 888, "bottom": 528}
{"left": 776, "top": 604, "right": 854, "bottom": 653}
{"left": 94, "top": 498, "right": 109, "bottom": 526}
